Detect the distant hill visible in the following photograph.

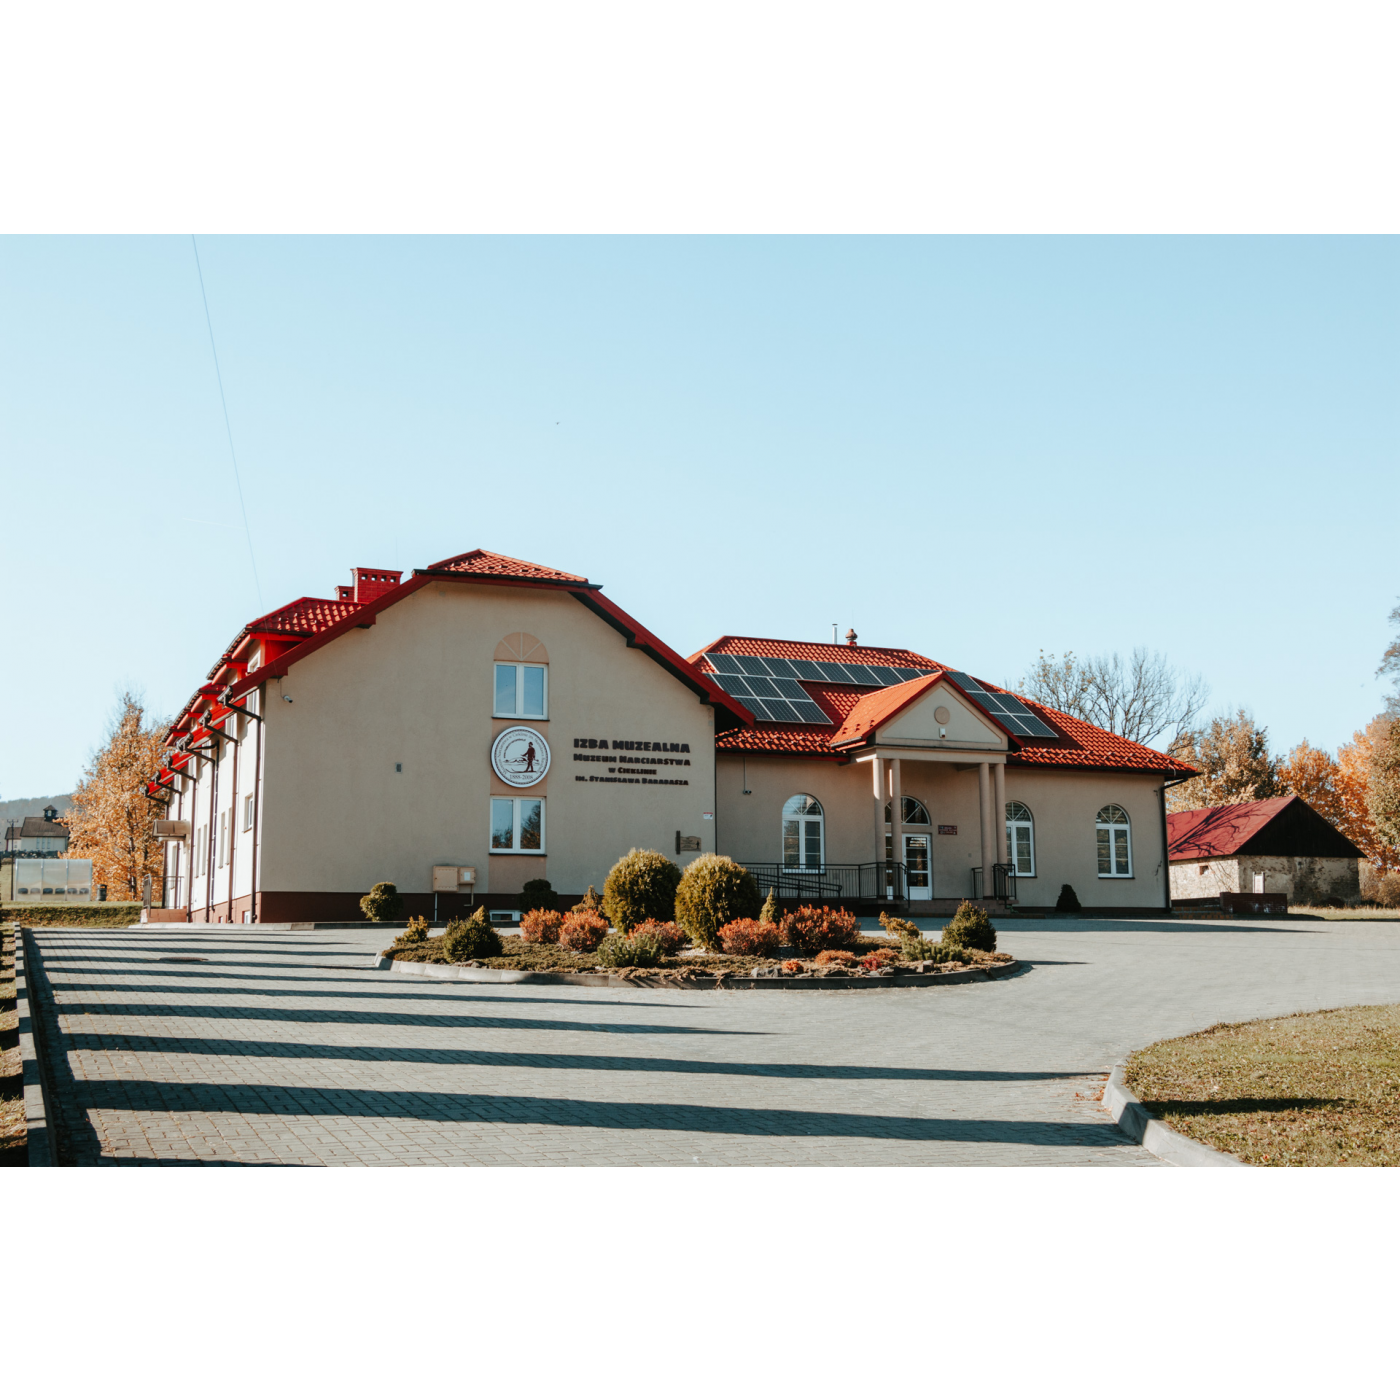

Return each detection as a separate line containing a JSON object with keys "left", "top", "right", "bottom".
{"left": 0, "top": 793, "right": 74, "bottom": 823}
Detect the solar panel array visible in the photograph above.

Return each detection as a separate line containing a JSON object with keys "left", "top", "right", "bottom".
{"left": 703, "top": 653, "right": 936, "bottom": 725}
{"left": 943, "top": 672, "right": 1060, "bottom": 739}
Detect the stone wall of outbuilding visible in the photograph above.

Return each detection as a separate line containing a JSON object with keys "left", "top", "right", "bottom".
{"left": 1170, "top": 855, "right": 1359, "bottom": 904}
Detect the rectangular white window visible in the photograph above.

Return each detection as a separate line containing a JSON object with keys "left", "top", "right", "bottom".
{"left": 243, "top": 794, "right": 254, "bottom": 831}
{"left": 218, "top": 811, "right": 228, "bottom": 869}
{"left": 490, "top": 797, "right": 544, "bottom": 853}
{"left": 493, "top": 663, "right": 548, "bottom": 719}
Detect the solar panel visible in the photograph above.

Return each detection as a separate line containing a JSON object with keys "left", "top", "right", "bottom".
{"left": 814, "top": 661, "right": 853, "bottom": 683}
{"left": 745, "top": 677, "right": 782, "bottom": 699}
{"left": 720, "top": 675, "right": 754, "bottom": 697}
{"left": 771, "top": 677, "right": 808, "bottom": 701}
{"left": 742, "top": 697, "right": 773, "bottom": 720}
{"left": 764, "top": 657, "right": 800, "bottom": 678}
{"left": 791, "top": 700, "right": 832, "bottom": 725}
{"left": 706, "top": 653, "right": 744, "bottom": 675}
{"left": 764, "top": 698, "right": 803, "bottom": 722}
{"left": 841, "top": 663, "right": 883, "bottom": 685}
{"left": 945, "top": 671, "right": 1059, "bottom": 738}
{"left": 744, "top": 657, "right": 776, "bottom": 676}
{"left": 789, "top": 658, "right": 825, "bottom": 681}
{"left": 869, "top": 665, "right": 905, "bottom": 685}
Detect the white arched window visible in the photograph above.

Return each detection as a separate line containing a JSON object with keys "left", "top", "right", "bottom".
{"left": 783, "top": 795, "right": 824, "bottom": 869}
{"left": 884, "top": 796, "right": 931, "bottom": 826}
{"left": 1005, "top": 801, "right": 1035, "bottom": 876}
{"left": 1096, "top": 804, "right": 1132, "bottom": 877}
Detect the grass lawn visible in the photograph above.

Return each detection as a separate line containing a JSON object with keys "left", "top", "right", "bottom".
{"left": 1125, "top": 1003, "right": 1400, "bottom": 1166}
{"left": 1, "top": 927, "right": 23, "bottom": 1166}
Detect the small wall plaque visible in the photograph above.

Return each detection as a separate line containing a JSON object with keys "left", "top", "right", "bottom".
{"left": 676, "top": 832, "right": 702, "bottom": 853}
{"left": 937, "top": 824, "right": 958, "bottom": 835}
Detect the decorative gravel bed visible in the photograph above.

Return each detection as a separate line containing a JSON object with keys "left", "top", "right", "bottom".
{"left": 1125, "top": 1003, "right": 1400, "bottom": 1166}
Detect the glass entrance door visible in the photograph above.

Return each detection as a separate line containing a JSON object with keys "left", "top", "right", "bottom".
{"left": 904, "top": 834, "right": 932, "bottom": 898}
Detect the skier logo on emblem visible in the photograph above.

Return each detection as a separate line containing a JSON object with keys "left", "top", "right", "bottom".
{"left": 491, "top": 727, "right": 550, "bottom": 787}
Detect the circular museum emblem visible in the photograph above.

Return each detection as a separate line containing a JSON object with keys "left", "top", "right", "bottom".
{"left": 491, "top": 727, "right": 550, "bottom": 787}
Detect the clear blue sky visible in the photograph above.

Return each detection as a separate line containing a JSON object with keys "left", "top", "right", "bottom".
{"left": 2, "top": 236, "right": 1395, "bottom": 800}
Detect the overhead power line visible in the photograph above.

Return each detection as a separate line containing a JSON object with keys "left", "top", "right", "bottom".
{"left": 191, "top": 235, "right": 263, "bottom": 611}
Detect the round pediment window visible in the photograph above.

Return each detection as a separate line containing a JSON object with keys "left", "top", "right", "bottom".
{"left": 491, "top": 726, "right": 550, "bottom": 787}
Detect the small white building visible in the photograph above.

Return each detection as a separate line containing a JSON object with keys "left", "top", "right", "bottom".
{"left": 1167, "top": 795, "right": 1362, "bottom": 905}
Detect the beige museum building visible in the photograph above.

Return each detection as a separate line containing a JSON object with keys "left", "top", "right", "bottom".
{"left": 147, "top": 549, "right": 1194, "bottom": 923}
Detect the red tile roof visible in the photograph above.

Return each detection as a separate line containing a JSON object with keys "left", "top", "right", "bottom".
{"left": 246, "top": 596, "right": 365, "bottom": 637}
{"left": 830, "top": 673, "right": 950, "bottom": 747}
{"left": 691, "top": 635, "right": 943, "bottom": 669}
{"left": 1166, "top": 797, "right": 1297, "bottom": 860}
{"left": 426, "top": 549, "right": 590, "bottom": 584}
{"left": 1008, "top": 704, "right": 1193, "bottom": 775}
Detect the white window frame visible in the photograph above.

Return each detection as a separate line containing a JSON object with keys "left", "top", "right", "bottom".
{"left": 217, "top": 810, "right": 228, "bottom": 869}
{"left": 1095, "top": 804, "right": 1132, "bottom": 878}
{"left": 243, "top": 794, "right": 255, "bottom": 831}
{"left": 491, "top": 796, "right": 546, "bottom": 854}
{"left": 493, "top": 662, "right": 549, "bottom": 720}
{"left": 782, "top": 795, "right": 825, "bottom": 870}
{"left": 1005, "top": 801, "right": 1035, "bottom": 878}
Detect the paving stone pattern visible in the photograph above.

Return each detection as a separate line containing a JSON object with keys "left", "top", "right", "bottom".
{"left": 27, "top": 917, "right": 1400, "bottom": 1166}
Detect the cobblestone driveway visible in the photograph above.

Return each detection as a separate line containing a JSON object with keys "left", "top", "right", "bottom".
{"left": 26, "top": 918, "right": 1400, "bottom": 1166}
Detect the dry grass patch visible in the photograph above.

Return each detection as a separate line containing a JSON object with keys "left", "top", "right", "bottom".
{"left": 1287, "top": 906, "right": 1400, "bottom": 921}
{"left": 1126, "top": 1003, "right": 1400, "bottom": 1166}
{"left": 1, "top": 903, "right": 142, "bottom": 928}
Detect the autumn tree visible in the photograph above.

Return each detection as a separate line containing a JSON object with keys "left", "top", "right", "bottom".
{"left": 1379, "top": 598, "right": 1400, "bottom": 715}
{"left": 1167, "top": 709, "right": 1283, "bottom": 813}
{"left": 1278, "top": 740, "right": 1347, "bottom": 828}
{"left": 1017, "top": 649, "right": 1207, "bottom": 749}
{"left": 67, "top": 692, "right": 169, "bottom": 901}
{"left": 1367, "top": 715, "right": 1400, "bottom": 849}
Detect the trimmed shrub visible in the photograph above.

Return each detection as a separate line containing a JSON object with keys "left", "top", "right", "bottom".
{"left": 674, "top": 854, "right": 762, "bottom": 950}
{"left": 861, "top": 948, "right": 899, "bottom": 969}
{"left": 602, "top": 849, "right": 682, "bottom": 933}
{"left": 597, "top": 929, "right": 664, "bottom": 969}
{"left": 942, "top": 900, "right": 996, "bottom": 953}
{"left": 560, "top": 909, "right": 609, "bottom": 953}
{"left": 718, "top": 918, "right": 780, "bottom": 957}
{"left": 759, "top": 887, "right": 779, "bottom": 925}
{"left": 572, "top": 885, "right": 604, "bottom": 913}
{"left": 780, "top": 959, "right": 802, "bottom": 975}
{"left": 400, "top": 915, "right": 430, "bottom": 946}
{"left": 878, "top": 910, "right": 931, "bottom": 961}
{"left": 444, "top": 910, "right": 502, "bottom": 961}
{"left": 1056, "top": 883, "right": 1082, "bottom": 913}
{"left": 781, "top": 904, "right": 861, "bottom": 954}
{"left": 360, "top": 881, "right": 403, "bottom": 922}
{"left": 520, "top": 907, "right": 563, "bottom": 943}
{"left": 631, "top": 919, "right": 687, "bottom": 954}
{"left": 815, "top": 949, "right": 857, "bottom": 967}
{"left": 520, "top": 878, "right": 557, "bottom": 915}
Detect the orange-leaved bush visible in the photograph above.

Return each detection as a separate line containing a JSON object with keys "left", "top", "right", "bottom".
{"left": 781, "top": 904, "right": 861, "bottom": 953}
{"left": 559, "top": 909, "right": 608, "bottom": 952}
{"left": 630, "top": 919, "right": 686, "bottom": 954}
{"left": 717, "top": 918, "right": 780, "bottom": 957}
{"left": 520, "top": 908, "right": 563, "bottom": 943}
{"left": 814, "top": 949, "right": 857, "bottom": 966}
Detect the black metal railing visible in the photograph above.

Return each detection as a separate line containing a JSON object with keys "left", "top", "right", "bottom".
{"left": 740, "top": 862, "right": 908, "bottom": 905}
{"left": 970, "top": 864, "right": 1017, "bottom": 902}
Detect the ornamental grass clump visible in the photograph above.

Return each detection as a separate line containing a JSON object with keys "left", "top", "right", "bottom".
{"left": 360, "top": 881, "right": 403, "bottom": 922}
{"left": 596, "top": 928, "right": 664, "bottom": 969}
{"left": 674, "top": 854, "right": 762, "bottom": 950}
{"left": 444, "top": 909, "right": 502, "bottom": 961}
{"left": 520, "top": 878, "right": 557, "bottom": 914}
{"left": 520, "top": 907, "right": 563, "bottom": 943}
{"left": 603, "top": 849, "right": 682, "bottom": 932}
{"left": 559, "top": 909, "right": 609, "bottom": 953}
{"left": 718, "top": 918, "right": 780, "bottom": 957}
{"left": 942, "top": 900, "right": 997, "bottom": 953}
{"left": 781, "top": 904, "right": 861, "bottom": 954}
{"left": 631, "top": 919, "right": 687, "bottom": 954}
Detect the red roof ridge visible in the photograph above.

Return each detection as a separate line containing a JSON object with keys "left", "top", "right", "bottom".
{"left": 424, "top": 548, "right": 590, "bottom": 584}
{"left": 689, "top": 634, "right": 943, "bottom": 669}
{"left": 830, "top": 672, "right": 950, "bottom": 747}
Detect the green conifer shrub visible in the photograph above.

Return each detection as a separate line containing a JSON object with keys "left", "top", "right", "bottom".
{"left": 400, "top": 915, "right": 430, "bottom": 945}
{"left": 596, "top": 928, "right": 665, "bottom": 968}
{"left": 673, "top": 854, "right": 762, "bottom": 950}
{"left": 602, "top": 849, "right": 682, "bottom": 932}
{"left": 360, "top": 881, "right": 403, "bottom": 922}
{"left": 444, "top": 909, "right": 502, "bottom": 961}
{"left": 941, "top": 900, "right": 996, "bottom": 952}
{"left": 759, "top": 887, "right": 779, "bottom": 925}
{"left": 519, "top": 878, "right": 557, "bottom": 914}
{"left": 1056, "top": 884, "right": 1082, "bottom": 913}
{"left": 572, "top": 885, "right": 603, "bottom": 913}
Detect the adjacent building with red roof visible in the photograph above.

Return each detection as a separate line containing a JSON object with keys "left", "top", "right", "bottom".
{"left": 147, "top": 548, "right": 1197, "bottom": 923}
{"left": 1167, "top": 795, "right": 1362, "bottom": 905}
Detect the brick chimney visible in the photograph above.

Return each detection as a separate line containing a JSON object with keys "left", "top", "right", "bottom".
{"left": 350, "top": 568, "right": 403, "bottom": 604}
{"left": 845, "top": 628, "right": 858, "bottom": 647}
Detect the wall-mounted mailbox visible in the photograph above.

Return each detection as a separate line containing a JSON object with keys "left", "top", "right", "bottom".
{"left": 433, "top": 865, "right": 478, "bottom": 891}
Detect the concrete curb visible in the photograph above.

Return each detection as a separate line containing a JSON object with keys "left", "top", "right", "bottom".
{"left": 1103, "top": 1063, "right": 1250, "bottom": 1169}
{"left": 379, "top": 957, "right": 1022, "bottom": 990}
{"left": 14, "top": 928, "right": 55, "bottom": 1167}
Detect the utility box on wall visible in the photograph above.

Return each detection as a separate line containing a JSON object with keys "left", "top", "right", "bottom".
{"left": 433, "top": 865, "right": 477, "bottom": 891}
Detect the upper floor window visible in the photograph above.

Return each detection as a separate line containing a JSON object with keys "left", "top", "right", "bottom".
{"left": 1005, "top": 801, "right": 1034, "bottom": 876}
{"left": 494, "top": 663, "right": 547, "bottom": 719}
{"left": 1096, "top": 804, "right": 1132, "bottom": 877}
{"left": 782, "top": 795, "right": 824, "bottom": 869}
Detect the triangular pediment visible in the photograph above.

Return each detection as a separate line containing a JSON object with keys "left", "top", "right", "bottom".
{"left": 877, "top": 681, "right": 1006, "bottom": 749}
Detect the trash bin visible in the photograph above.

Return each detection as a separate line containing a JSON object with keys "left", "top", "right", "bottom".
{"left": 97, "top": 884, "right": 107, "bottom": 902}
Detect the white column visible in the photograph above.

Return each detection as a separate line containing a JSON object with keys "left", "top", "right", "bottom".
{"left": 890, "top": 756, "right": 903, "bottom": 873}
{"left": 871, "top": 753, "right": 885, "bottom": 862}
{"left": 978, "top": 762, "right": 993, "bottom": 897}
{"left": 994, "top": 762, "right": 1008, "bottom": 865}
